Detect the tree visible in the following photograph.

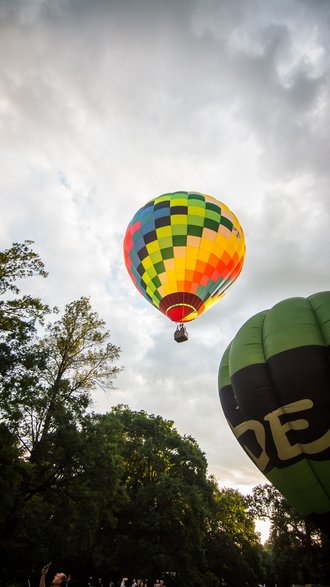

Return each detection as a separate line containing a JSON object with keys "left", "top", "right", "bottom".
{"left": 0, "top": 240, "right": 48, "bottom": 327}
{"left": 205, "top": 486, "right": 264, "bottom": 587}
{"left": 0, "top": 240, "right": 49, "bottom": 415}
{"left": 250, "top": 483, "right": 330, "bottom": 586}
{"left": 29, "top": 296, "right": 122, "bottom": 462}
{"left": 99, "top": 406, "right": 216, "bottom": 587}
{"left": 0, "top": 411, "right": 127, "bottom": 585}
{"left": 1, "top": 291, "right": 122, "bottom": 465}
{"left": 0, "top": 242, "right": 123, "bottom": 584}
{"left": 2, "top": 295, "right": 122, "bottom": 551}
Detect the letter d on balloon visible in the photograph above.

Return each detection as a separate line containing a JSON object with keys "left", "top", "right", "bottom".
{"left": 230, "top": 419, "right": 270, "bottom": 471}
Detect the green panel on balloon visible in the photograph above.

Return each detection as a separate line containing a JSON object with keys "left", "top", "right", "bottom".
{"left": 268, "top": 460, "right": 330, "bottom": 516}
{"left": 224, "top": 292, "right": 330, "bottom": 376}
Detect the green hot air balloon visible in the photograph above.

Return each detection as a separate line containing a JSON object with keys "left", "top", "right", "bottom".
{"left": 218, "top": 291, "right": 330, "bottom": 534}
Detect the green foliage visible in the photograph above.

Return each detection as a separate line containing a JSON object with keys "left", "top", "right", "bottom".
{"left": 103, "top": 406, "right": 216, "bottom": 586}
{"left": 250, "top": 483, "right": 330, "bottom": 586}
{"left": 205, "top": 487, "right": 264, "bottom": 587}
{"left": 0, "top": 242, "right": 123, "bottom": 583}
{"left": 0, "top": 240, "right": 47, "bottom": 293}
{"left": 0, "top": 241, "right": 51, "bottom": 433}
{"left": 0, "top": 240, "right": 49, "bottom": 331}
{"left": 27, "top": 296, "right": 122, "bottom": 463}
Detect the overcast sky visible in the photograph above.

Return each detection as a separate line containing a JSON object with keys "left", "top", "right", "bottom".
{"left": 1, "top": 0, "right": 329, "bottom": 498}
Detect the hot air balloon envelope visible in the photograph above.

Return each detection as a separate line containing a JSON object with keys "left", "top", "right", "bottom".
{"left": 123, "top": 191, "right": 246, "bottom": 326}
{"left": 218, "top": 291, "right": 330, "bottom": 534}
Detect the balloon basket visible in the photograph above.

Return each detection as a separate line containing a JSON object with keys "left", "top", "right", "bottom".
{"left": 174, "top": 324, "right": 188, "bottom": 343}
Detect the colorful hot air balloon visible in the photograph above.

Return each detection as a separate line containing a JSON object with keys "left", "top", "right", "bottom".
{"left": 123, "top": 191, "right": 245, "bottom": 341}
{"left": 218, "top": 291, "right": 330, "bottom": 534}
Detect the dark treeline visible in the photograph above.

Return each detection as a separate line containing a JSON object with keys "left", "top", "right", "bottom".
{"left": 0, "top": 242, "right": 329, "bottom": 587}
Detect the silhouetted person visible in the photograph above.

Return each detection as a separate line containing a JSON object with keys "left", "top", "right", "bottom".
{"left": 40, "top": 564, "right": 67, "bottom": 587}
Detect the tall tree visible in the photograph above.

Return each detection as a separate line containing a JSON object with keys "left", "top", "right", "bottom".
{"left": 0, "top": 240, "right": 48, "bottom": 327}
{"left": 205, "top": 486, "right": 264, "bottom": 587}
{"left": 29, "top": 296, "right": 122, "bottom": 463}
{"left": 0, "top": 240, "right": 49, "bottom": 416}
{"left": 250, "top": 483, "right": 330, "bottom": 586}
{"left": 0, "top": 242, "right": 123, "bottom": 584}
{"left": 100, "top": 406, "right": 216, "bottom": 587}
